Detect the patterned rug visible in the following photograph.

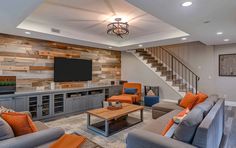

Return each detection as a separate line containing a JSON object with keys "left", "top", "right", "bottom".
{"left": 45, "top": 108, "right": 153, "bottom": 148}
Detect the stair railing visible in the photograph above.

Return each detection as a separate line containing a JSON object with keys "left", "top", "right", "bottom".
{"left": 145, "top": 47, "right": 200, "bottom": 94}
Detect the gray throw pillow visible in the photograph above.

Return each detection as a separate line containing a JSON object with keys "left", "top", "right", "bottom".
{"left": 173, "top": 107, "right": 204, "bottom": 143}
{"left": 0, "top": 117, "right": 14, "bottom": 140}
{"left": 196, "top": 100, "right": 214, "bottom": 117}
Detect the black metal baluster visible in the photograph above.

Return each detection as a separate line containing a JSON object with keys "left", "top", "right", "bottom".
{"left": 185, "top": 68, "right": 187, "bottom": 93}
{"left": 195, "top": 76, "right": 198, "bottom": 94}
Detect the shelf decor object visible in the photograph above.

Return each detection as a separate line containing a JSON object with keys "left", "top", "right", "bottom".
{"left": 107, "top": 18, "right": 129, "bottom": 38}
{"left": 219, "top": 54, "right": 236, "bottom": 76}
{"left": 107, "top": 101, "right": 122, "bottom": 110}
{"left": 0, "top": 76, "right": 16, "bottom": 95}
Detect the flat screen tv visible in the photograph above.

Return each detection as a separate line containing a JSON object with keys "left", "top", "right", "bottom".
{"left": 54, "top": 57, "right": 92, "bottom": 82}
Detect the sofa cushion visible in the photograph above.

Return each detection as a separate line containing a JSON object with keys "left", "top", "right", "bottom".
{"left": 196, "top": 100, "right": 214, "bottom": 117}
{"left": 124, "top": 88, "right": 137, "bottom": 95}
{"left": 1, "top": 112, "right": 38, "bottom": 136}
{"left": 147, "top": 89, "right": 156, "bottom": 96}
{"left": 0, "top": 117, "right": 14, "bottom": 140}
{"left": 173, "top": 107, "right": 204, "bottom": 143}
{"left": 107, "top": 94, "right": 136, "bottom": 104}
{"left": 152, "top": 101, "right": 184, "bottom": 113}
{"left": 143, "top": 109, "right": 182, "bottom": 135}
{"left": 192, "top": 99, "right": 224, "bottom": 148}
{"left": 124, "top": 88, "right": 137, "bottom": 94}
{"left": 179, "top": 92, "right": 198, "bottom": 109}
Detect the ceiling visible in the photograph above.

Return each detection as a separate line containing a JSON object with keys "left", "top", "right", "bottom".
{"left": 17, "top": 0, "right": 189, "bottom": 50}
{"left": 0, "top": 0, "right": 235, "bottom": 50}
{"left": 127, "top": 0, "right": 236, "bottom": 46}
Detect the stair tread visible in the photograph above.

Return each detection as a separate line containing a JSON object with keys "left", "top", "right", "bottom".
{"left": 143, "top": 56, "right": 154, "bottom": 60}
{"left": 135, "top": 47, "right": 199, "bottom": 96}
{"left": 139, "top": 53, "right": 151, "bottom": 56}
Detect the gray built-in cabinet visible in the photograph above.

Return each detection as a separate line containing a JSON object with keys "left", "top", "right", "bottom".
{"left": 0, "top": 85, "right": 122, "bottom": 120}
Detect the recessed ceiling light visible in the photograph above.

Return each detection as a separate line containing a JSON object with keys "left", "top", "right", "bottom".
{"left": 224, "top": 39, "right": 230, "bottom": 42}
{"left": 182, "top": 2, "right": 192, "bottom": 7}
{"left": 108, "top": 46, "right": 112, "bottom": 49}
{"left": 25, "top": 31, "right": 31, "bottom": 35}
{"left": 181, "top": 37, "right": 187, "bottom": 40}
{"left": 217, "top": 32, "right": 223, "bottom": 35}
{"left": 138, "top": 44, "right": 143, "bottom": 47}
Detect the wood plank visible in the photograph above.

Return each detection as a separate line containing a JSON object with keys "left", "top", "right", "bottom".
{"left": 29, "top": 66, "right": 53, "bottom": 71}
{"left": 38, "top": 50, "right": 80, "bottom": 58}
{"left": 0, "top": 51, "right": 43, "bottom": 59}
{"left": 60, "top": 83, "right": 84, "bottom": 89}
{"left": 0, "top": 65, "right": 29, "bottom": 71}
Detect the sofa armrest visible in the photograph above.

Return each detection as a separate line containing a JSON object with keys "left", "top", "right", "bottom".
{"left": 126, "top": 129, "right": 196, "bottom": 148}
{"left": 0, "top": 127, "right": 65, "bottom": 148}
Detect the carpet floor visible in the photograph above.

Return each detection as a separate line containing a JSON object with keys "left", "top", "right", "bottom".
{"left": 45, "top": 106, "right": 235, "bottom": 148}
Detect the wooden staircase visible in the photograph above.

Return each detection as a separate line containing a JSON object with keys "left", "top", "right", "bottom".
{"left": 133, "top": 47, "right": 200, "bottom": 96}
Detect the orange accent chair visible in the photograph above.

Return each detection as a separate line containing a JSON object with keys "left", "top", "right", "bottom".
{"left": 107, "top": 82, "right": 142, "bottom": 104}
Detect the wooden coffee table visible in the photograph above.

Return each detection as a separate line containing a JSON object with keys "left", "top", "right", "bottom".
{"left": 86, "top": 103, "right": 144, "bottom": 137}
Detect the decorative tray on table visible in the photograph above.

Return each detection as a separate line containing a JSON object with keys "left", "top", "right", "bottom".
{"left": 106, "top": 101, "right": 122, "bottom": 110}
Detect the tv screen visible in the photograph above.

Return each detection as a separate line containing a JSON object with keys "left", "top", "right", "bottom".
{"left": 54, "top": 57, "right": 92, "bottom": 82}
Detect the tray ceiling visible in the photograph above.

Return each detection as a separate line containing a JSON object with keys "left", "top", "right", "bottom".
{"left": 16, "top": 0, "right": 189, "bottom": 49}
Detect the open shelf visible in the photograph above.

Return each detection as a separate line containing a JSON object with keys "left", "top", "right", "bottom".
{"left": 54, "top": 94, "right": 64, "bottom": 114}
{"left": 88, "top": 89, "right": 104, "bottom": 95}
{"left": 66, "top": 91, "right": 88, "bottom": 98}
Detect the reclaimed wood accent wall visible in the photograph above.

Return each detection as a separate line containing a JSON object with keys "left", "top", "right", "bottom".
{"left": 0, "top": 34, "right": 121, "bottom": 91}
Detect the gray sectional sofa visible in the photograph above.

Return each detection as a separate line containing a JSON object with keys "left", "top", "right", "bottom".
{"left": 0, "top": 113, "right": 65, "bottom": 148}
{"left": 127, "top": 97, "right": 224, "bottom": 148}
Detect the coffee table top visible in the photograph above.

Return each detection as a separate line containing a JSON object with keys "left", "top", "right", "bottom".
{"left": 87, "top": 103, "right": 144, "bottom": 120}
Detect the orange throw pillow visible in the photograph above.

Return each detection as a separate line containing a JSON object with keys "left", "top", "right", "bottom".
{"left": 50, "top": 134, "right": 86, "bottom": 148}
{"left": 179, "top": 92, "right": 198, "bottom": 110}
{"left": 161, "top": 119, "right": 174, "bottom": 136}
{"left": 1, "top": 112, "right": 38, "bottom": 136}
{"left": 195, "top": 92, "right": 208, "bottom": 105}
{"left": 161, "top": 108, "right": 189, "bottom": 136}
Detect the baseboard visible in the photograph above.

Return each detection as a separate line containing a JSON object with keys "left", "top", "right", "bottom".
{"left": 225, "top": 101, "right": 236, "bottom": 107}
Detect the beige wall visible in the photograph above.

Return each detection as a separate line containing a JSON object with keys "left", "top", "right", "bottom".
{"left": 121, "top": 52, "right": 182, "bottom": 101}
{"left": 164, "top": 42, "right": 236, "bottom": 101}
{"left": 213, "top": 44, "right": 236, "bottom": 101}
{"left": 121, "top": 42, "right": 236, "bottom": 102}
{"left": 164, "top": 42, "right": 216, "bottom": 95}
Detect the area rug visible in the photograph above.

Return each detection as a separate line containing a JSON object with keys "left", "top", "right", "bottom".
{"left": 45, "top": 108, "right": 153, "bottom": 148}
